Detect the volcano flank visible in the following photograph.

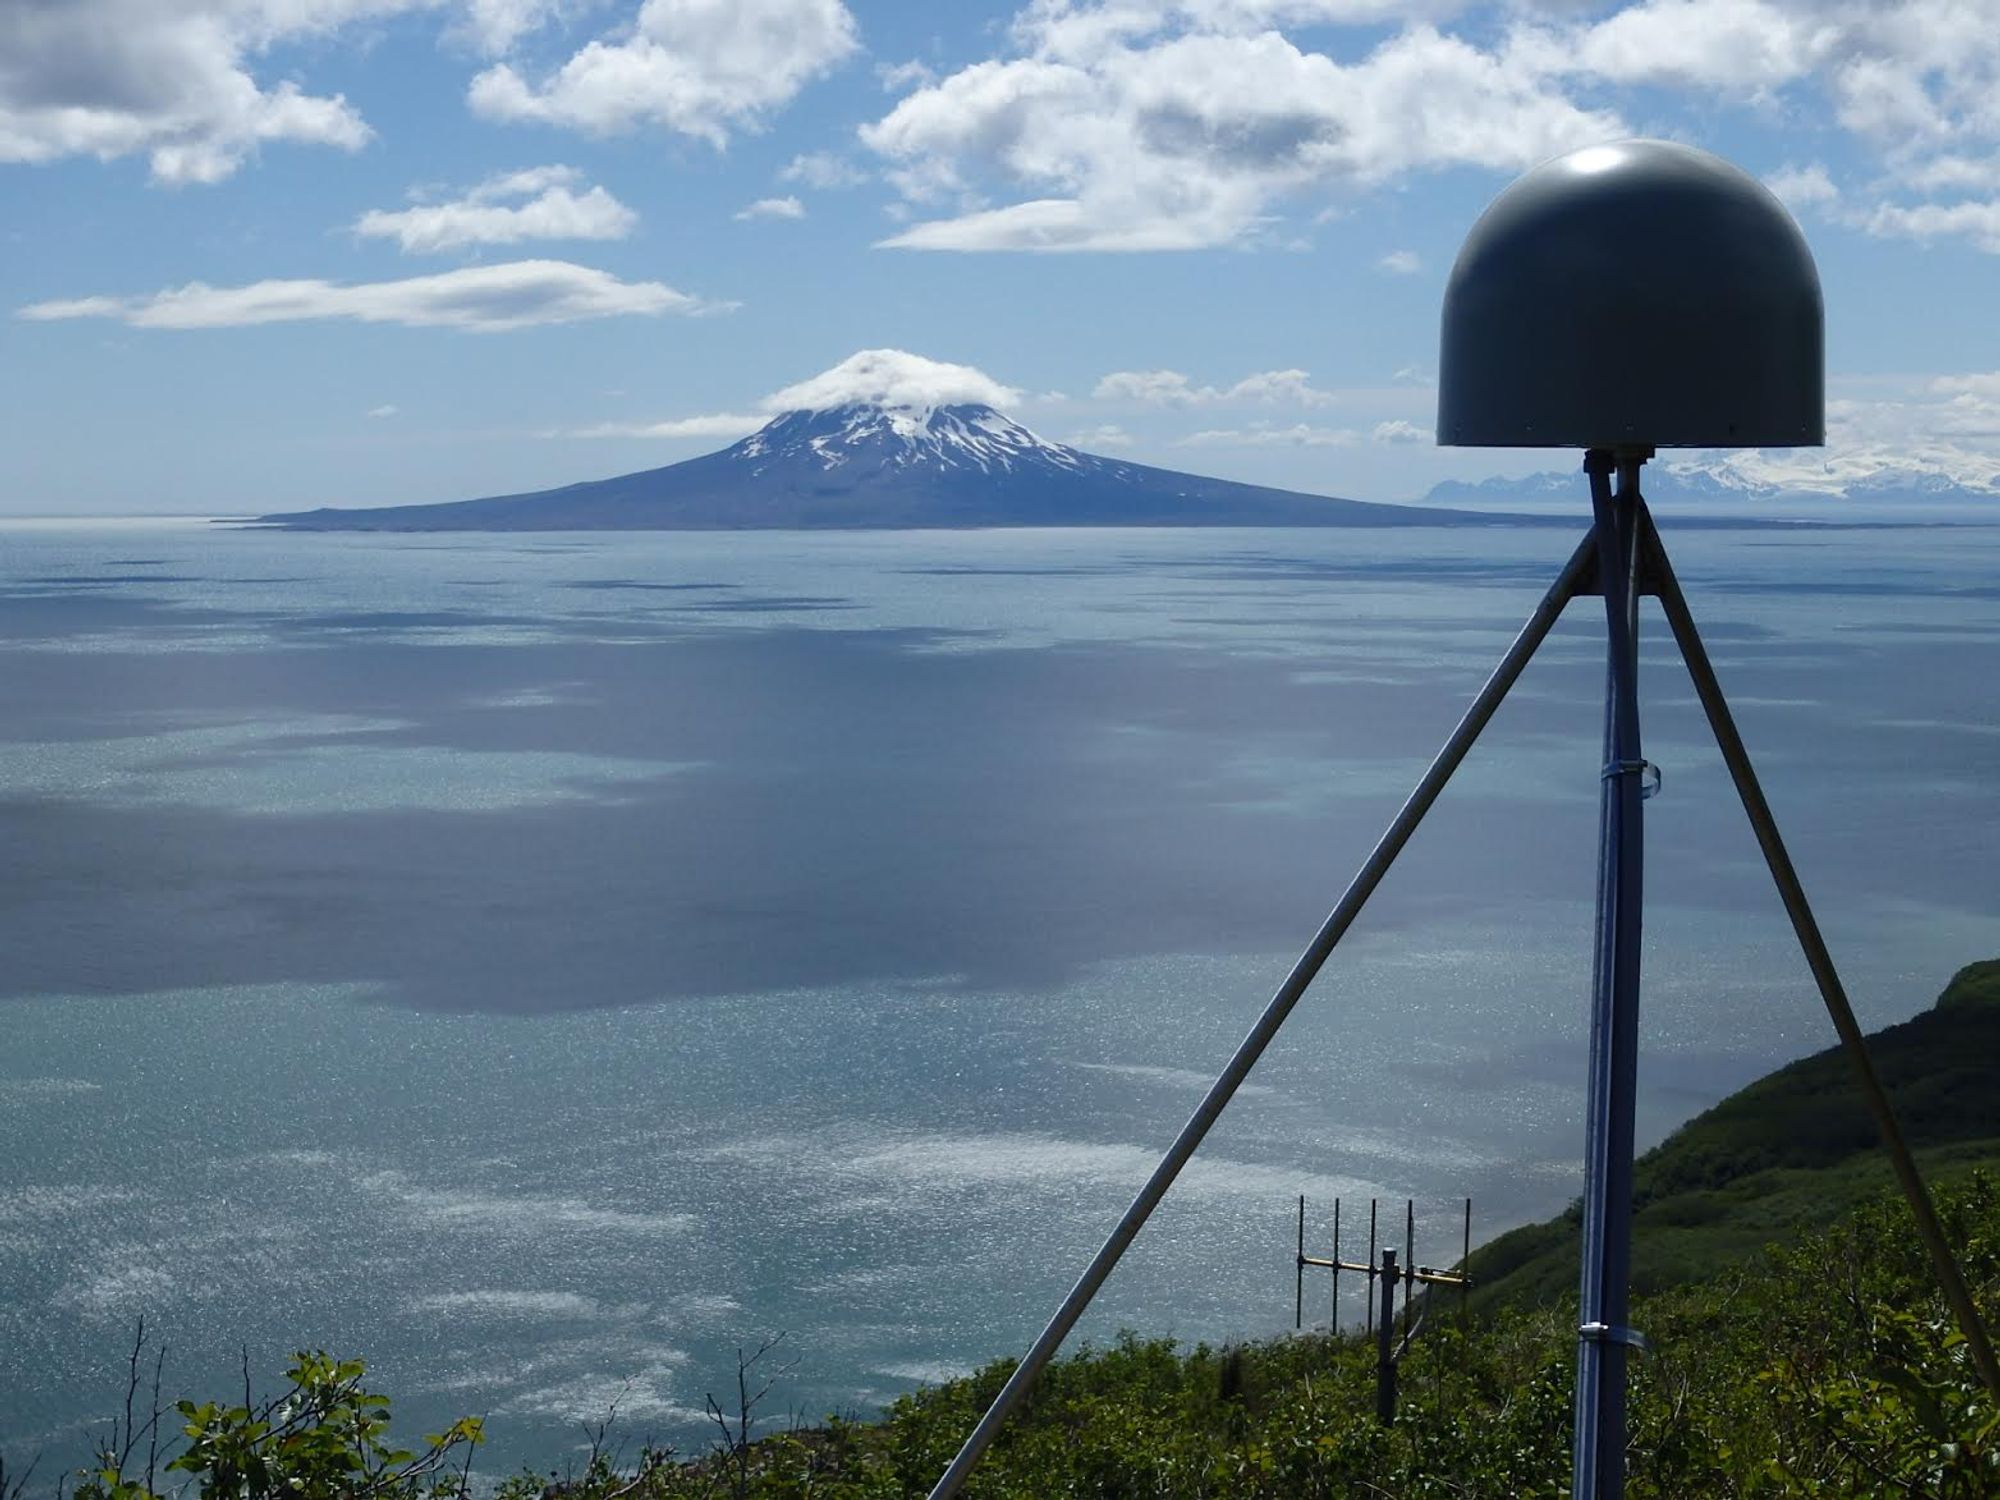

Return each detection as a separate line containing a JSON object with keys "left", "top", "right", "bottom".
{"left": 256, "top": 399, "right": 1484, "bottom": 531}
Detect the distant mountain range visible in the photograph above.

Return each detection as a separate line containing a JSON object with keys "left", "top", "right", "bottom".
{"left": 1426, "top": 454, "right": 2000, "bottom": 509}
{"left": 256, "top": 401, "right": 1501, "bottom": 531}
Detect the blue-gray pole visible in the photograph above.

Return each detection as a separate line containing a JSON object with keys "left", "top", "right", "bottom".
{"left": 1573, "top": 450, "right": 1649, "bottom": 1499}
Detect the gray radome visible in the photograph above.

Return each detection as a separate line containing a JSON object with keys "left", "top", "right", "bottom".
{"left": 1438, "top": 139, "right": 1823, "bottom": 450}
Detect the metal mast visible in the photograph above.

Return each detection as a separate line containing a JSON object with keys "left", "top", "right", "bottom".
{"left": 1573, "top": 450, "right": 1650, "bottom": 1495}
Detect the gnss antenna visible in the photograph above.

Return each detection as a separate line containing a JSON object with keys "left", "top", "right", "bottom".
{"left": 925, "top": 141, "right": 1999, "bottom": 1500}
{"left": 1440, "top": 136, "right": 1824, "bottom": 1500}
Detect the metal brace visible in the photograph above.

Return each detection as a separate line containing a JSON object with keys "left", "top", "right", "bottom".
{"left": 1578, "top": 1321, "right": 1650, "bottom": 1355}
{"left": 1601, "top": 758, "right": 1663, "bottom": 800}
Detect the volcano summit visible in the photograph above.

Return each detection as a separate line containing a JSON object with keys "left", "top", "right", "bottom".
{"left": 257, "top": 353, "right": 1475, "bottom": 531}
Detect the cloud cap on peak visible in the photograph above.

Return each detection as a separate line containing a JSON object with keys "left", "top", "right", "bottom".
{"left": 761, "top": 349, "right": 1023, "bottom": 413}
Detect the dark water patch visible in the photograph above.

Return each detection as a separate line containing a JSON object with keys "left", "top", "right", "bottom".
{"left": 1639, "top": 619, "right": 1776, "bottom": 642}
{"left": 4, "top": 611, "right": 1985, "bottom": 1017}
{"left": 676, "top": 595, "right": 856, "bottom": 613}
{"left": 0, "top": 774, "right": 1587, "bottom": 1014}
{"left": 568, "top": 579, "right": 742, "bottom": 593}
{"left": 0, "top": 590, "right": 249, "bottom": 640}
{"left": 1867, "top": 621, "right": 2000, "bottom": 636}
{"left": 0, "top": 627, "right": 1604, "bottom": 1013}
{"left": 1170, "top": 613, "right": 1539, "bottom": 636}
{"left": 1703, "top": 577, "right": 1956, "bottom": 599}
{"left": 1190, "top": 556, "right": 1579, "bottom": 588}
{"left": 279, "top": 609, "right": 553, "bottom": 633}
{"left": 896, "top": 565, "right": 1126, "bottom": 578}
{"left": 21, "top": 574, "right": 207, "bottom": 586}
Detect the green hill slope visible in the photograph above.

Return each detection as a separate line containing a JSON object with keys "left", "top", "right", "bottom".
{"left": 1467, "top": 958, "right": 2000, "bottom": 1310}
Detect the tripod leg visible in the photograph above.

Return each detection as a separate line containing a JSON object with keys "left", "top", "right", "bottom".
{"left": 924, "top": 529, "right": 1599, "bottom": 1500}
{"left": 1641, "top": 512, "right": 2000, "bottom": 1406}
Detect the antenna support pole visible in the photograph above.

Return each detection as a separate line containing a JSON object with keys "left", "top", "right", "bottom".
{"left": 1376, "top": 1247, "right": 1400, "bottom": 1426}
{"left": 1573, "top": 448, "right": 1650, "bottom": 1500}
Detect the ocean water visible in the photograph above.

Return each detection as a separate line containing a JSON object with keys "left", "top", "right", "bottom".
{"left": 2, "top": 518, "right": 1997, "bottom": 1477}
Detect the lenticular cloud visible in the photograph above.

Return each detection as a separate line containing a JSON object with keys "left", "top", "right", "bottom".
{"left": 762, "top": 349, "right": 1024, "bottom": 414}
{"left": 18, "top": 261, "right": 719, "bottom": 333}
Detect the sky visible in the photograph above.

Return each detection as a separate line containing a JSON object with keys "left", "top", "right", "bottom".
{"left": 4, "top": 0, "right": 2000, "bottom": 514}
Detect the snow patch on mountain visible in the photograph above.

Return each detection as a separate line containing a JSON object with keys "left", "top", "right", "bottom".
{"left": 1668, "top": 444, "right": 2000, "bottom": 499}
{"left": 735, "top": 402, "right": 1088, "bottom": 477}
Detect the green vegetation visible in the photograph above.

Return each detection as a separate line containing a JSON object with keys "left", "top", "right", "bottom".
{"left": 20, "top": 962, "right": 2000, "bottom": 1497}
{"left": 1468, "top": 958, "right": 2000, "bottom": 1310}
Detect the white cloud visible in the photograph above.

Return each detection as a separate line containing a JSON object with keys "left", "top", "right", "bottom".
{"left": 878, "top": 59, "right": 939, "bottom": 92}
{"left": 1228, "top": 369, "right": 1340, "bottom": 405}
{"left": 1866, "top": 198, "right": 2000, "bottom": 254}
{"left": 468, "top": 0, "right": 860, "bottom": 145}
{"left": 734, "top": 196, "right": 807, "bottom": 220}
{"left": 1377, "top": 249, "right": 1421, "bottom": 274}
{"left": 1830, "top": 51, "right": 1952, "bottom": 143}
{"left": 780, "top": 151, "right": 867, "bottom": 189}
{"left": 564, "top": 413, "right": 765, "bottom": 439}
{"left": 1933, "top": 372, "right": 2000, "bottom": 401}
{"left": 1926, "top": 373, "right": 2000, "bottom": 438}
{"left": 1010, "top": 0, "right": 1425, "bottom": 63}
{"left": 457, "top": 0, "right": 570, "bottom": 54}
{"left": 1069, "top": 423, "right": 1136, "bottom": 448}
{"left": 1372, "top": 418, "right": 1429, "bottom": 443}
{"left": 1904, "top": 156, "right": 2000, "bottom": 195}
{"left": 1094, "top": 370, "right": 1201, "bottom": 403}
{"left": 862, "top": 21, "right": 1623, "bottom": 251}
{"left": 355, "top": 166, "right": 638, "bottom": 253}
{"left": 761, "top": 349, "right": 1022, "bottom": 412}
{"left": 1520, "top": 1, "right": 2000, "bottom": 251}
{"left": 562, "top": 349, "right": 1026, "bottom": 440}
{"left": 1093, "top": 367, "right": 1339, "bottom": 406}
{"left": 367, "top": 403, "right": 400, "bottom": 418}
{"left": 1517, "top": 0, "right": 1825, "bottom": 97}
{"left": 857, "top": 0, "right": 2000, "bottom": 256}
{"left": 0, "top": 0, "right": 404, "bottom": 183}
{"left": 1764, "top": 162, "right": 1839, "bottom": 211}
{"left": 19, "top": 261, "right": 725, "bottom": 332}
{"left": 1179, "top": 423, "right": 1357, "bottom": 446}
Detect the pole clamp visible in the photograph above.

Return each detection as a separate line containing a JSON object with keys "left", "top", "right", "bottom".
{"left": 1600, "top": 759, "right": 1662, "bottom": 800}
{"left": 1579, "top": 1321, "right": 1650, "bottom": 1355}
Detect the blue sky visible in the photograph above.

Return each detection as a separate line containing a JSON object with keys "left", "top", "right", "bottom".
{"left": 3, "top": 0, "right": 1999, "bottom": 514}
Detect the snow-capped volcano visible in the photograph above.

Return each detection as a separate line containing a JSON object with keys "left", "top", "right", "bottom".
{"left": 258, "top": 397, "right": 1483, "bottom": 532}
{"left": 736, "top": 401, "right": 1088, "bottom": 478}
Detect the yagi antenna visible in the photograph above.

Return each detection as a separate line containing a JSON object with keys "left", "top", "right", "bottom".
{"left": 925, "top": 140, "right": 1998, "bottom": 1500}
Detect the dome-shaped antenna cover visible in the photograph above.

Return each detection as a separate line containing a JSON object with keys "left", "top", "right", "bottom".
{"left": 1438, "top": 140, "right": 1823, "bottom": 450}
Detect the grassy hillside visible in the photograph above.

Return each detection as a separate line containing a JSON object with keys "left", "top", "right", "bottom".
{"left": 1467, "top": 959, "right": 2000, "bottom": 1310}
